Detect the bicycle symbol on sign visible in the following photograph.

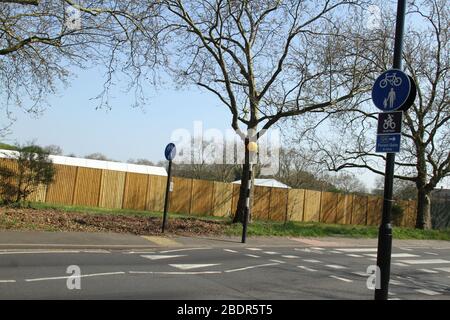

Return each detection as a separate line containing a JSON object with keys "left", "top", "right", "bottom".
{"left": 379, "top": 73, "right": 402, "bottom": 88}
{"left": 383, "top": 114, "right": 396, "bottom": 130}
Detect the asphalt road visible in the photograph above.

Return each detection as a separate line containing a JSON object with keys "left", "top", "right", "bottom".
{"left": 1, "top": 243, "right": 450, "bottom": 299}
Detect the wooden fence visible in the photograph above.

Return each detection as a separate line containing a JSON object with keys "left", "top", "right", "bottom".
{"left": 0, "top": 159, "right": 417, "bottom": 227}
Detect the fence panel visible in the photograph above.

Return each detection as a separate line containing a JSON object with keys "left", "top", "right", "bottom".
{"left": 170, "top": 177, "right": 192, "bottom": 214}
{"left": 367, "top": 196, "right": 382, "bottom": 226}
{"left": 287, "top": 189, "right": 305, "bottom": 222}
{"left": 252, "top": 186, "right": 271, "bottom": 220}
{"left": 99, "top": 170, "right": 126, "bottom": 209}
{"left": 146, "top": 175, "right": 166, "bottom": 212}
{"left": 352, "top": 195, "right": 368, "bottom": 225}
{"left": 231, "top": 183, "right": 240, "bottom": 215}
{"left": 321, "top": 192, "right": 338, "bottom": 224}
{"left": 212, "top": 182, "right": 233, "bottom": 217}
{"left": 122, "top": 172, "right": 148, "bottom": 210}
{"left": 190, "top": 179, "right": 214, "bottom": 216}
{"left": 45, "top": 164, "right": 77, "bottom": 205}
{"left": 73, "top": 167, "right": 102, "bottom": 207}
{"left": 304, "top": 190, "right": 321, "bottom": 222}
{"left": 269, "top": 188, "right": 288, "bottom": 222}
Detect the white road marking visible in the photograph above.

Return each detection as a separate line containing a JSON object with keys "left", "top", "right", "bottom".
{"left": 329, "top": 275, "right": 353, "bottom": 283}
{"left": 26, "top": 272, "right": 125, "bottom": 282}
{"left": 433, "top": 267, "right": 450, "bottom": 273}
{"left": 365, "top": 253, "right": 419, "bottom": 258}
{"left": 329, "top": 251, "right": 342, "bottom": 254}
{"left": 347, "top": 254, "right": 364, "bottom": 258}
{"left": 0, "top": 280, "right": 16, "bottom": 283}
{"left": 0, "top": 250, "right": 80, "bottom": 255}
{"left": 390, "top": 280, "right": 406, "bottom": 286}
{"left": 311, "top": 247, "right": 325, "bottom": 251}
{"left": 169, "top": 264, "right": 221, "bottom": 270}
{"left": 263, "top": 251, "right": 279, "bottom": 255}
{"left": 225, "top": 263, "right": 279, "bottom": 273}
{"left": 398, "top": 247, "right": 413, "bottom": 251}
{"left": 245, "top": 254, "right": 261, "bottom": 258}
{"left": 297, "top": 265, "right": 317, "bottom": 272}
{"left": 281, "top": 255, "right": 300, "bottom": 259}
{"left": 246, "top": 248, "right": 262, "bottom": 251}
{"left": 336, "top": 248, "right": 378, "bottom": 253}
{"left": 389, "top": 298, "right": 401, "bottom": 300}
{"left": 325, "top": 264, "right": 347, "bottom": 270}
{"left": 303, "top": 259, "right": 321, "bottom": 263}
{"left": 140, "top": 254, "right": 186, "bottom": 260}
{"left": 392, "top": 263, "right": 408, "bottom": 267}
{"left": 159, "top": 248, "right": 211, "bottom": 254}
{"left": 269, "top": 260, "right": 286, "bottom": 264}
{"left": 398, "top": 259, "right": 450, "bottom": 265}
{"left": 124, "top": 251, "right": 155, "bottom": 254}
{"left": 415, "top": 289, "right": 442, "bottom": 296}
{"left": 129, "top": 271, "right": 221, "bottom": 275}
{"left": 224, "top": 249, "right": 238, "bottom": 253}
{"left": 424, "top": 252, "right": 438, "bottom": 256}
{"left": 419, "top": 269, "right": 439, "bottom": 274}
{"left": 353, "top": 272, "right": 368, "bottom": 277}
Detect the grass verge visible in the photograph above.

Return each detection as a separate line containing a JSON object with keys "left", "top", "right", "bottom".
{"left": 2, "top": 201, "right": 449, "bottom": 240}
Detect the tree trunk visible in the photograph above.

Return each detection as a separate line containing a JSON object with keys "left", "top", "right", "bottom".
{"left": 415, "top": 188, "right": 432, "bottom": 229}
{"left": 232, "top": 141, "right": 250, "bottom": 224}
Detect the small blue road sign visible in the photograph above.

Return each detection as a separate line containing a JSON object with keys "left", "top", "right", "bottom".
{"left": 376, "top": 134, "right": 401, "bottom": 153}
{"left": 164, "top": 143, "right": 176, "bottom": 161}
{"left": 372, "top": 69, "right": 411, "bottom": 112}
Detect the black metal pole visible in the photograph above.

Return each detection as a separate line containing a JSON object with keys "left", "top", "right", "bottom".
{"left": 162, "top": 160, "right": 172, "bottom": 233}
{"left": 241, "top": 163, "right": 252, "bottom": 244}
{"left": 375, "top": 0, "right": 406, "bottom": 300}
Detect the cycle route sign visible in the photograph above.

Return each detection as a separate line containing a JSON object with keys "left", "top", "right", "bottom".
{"left": 372, "top": 69, "right": 411, "bottom": 112}
{"left": 376, "top": 111, "right": 403, "bottom": 153}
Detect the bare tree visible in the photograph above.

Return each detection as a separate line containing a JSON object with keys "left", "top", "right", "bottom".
{"left": 302, "top": 0, "right": 449, "bottom": 229}
{"left": 0, "top": 0, "right": 162, "bottom": 133}
{"left": 155, "top": 0, "right": 369, "bottom": 223}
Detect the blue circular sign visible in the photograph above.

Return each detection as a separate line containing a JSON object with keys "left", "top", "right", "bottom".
{"left": 372, "top": 69, "right": 411, "bottom": 112}
{"left": 164, "top": 143, "right": 176, "bottom": 161}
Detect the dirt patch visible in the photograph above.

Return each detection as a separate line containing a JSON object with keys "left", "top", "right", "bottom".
{"left": 0, "top": 207, "right": 228, "bottom": 236}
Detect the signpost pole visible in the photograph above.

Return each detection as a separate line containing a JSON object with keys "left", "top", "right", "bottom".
{"left": 162, "top": 159, "right": 172, "bottom": 233}
{"left": 375, "top": 0, "right": 406, "bottom": 300}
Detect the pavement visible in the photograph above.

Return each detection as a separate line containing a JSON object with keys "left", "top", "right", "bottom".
{"left": 0, "top": 231, "right": 450, "bottom": 299}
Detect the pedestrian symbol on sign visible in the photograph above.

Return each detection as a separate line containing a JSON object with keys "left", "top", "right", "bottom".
{"left": 372, "top": 69, "right": 411, "bottom": 112}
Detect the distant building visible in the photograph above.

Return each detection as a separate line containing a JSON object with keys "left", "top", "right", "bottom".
{"left": 232, "top": 178, "right": 291, "bottom": 189}
{"left": 0, "top": 149, "right": 167, "bottom": 176}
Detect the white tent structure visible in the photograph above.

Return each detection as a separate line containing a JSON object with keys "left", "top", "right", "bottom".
{"left": 232, "top": 178, "right": 291, "bottom": 189}
{"left": 0, "top": 149, "right": 167, "bottom": 176}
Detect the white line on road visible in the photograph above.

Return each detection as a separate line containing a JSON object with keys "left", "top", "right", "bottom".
{"left": 297, "top": 266, "right": 317, "bottom": 272}
{"left": 336, "top": 248, "right": 377, "bottom": 253}
{"left": 169, "top": 264, "right": 221, "bottom": 270}
{"left": 281, "top": 255, "right": 300, "bottom": 259}
{"left": 303, "top": 259, "right": 321, "bottom": 263}
{"left": 398, "top": 259, "right": 450, "bottom": 265}
{"left": 329, "top": 251, "right": 342, "bottom": 254}
{"left": 311, "top": 247, "right": 325, "bottom": 251}
{"left": 365, "top": 253, "right": 419, "bottom": 258}
{"left": 352, "top": 272, "right": 369, "bottom": 277}
{"left": 433, "top": 267, "right": 450, "bottom": 273}
{"left": 0, "top": 250, "right": 81, "bottom": 255}
{"left": 245, "top": 254, "right": 261, "bottom": 258}
{"left": 325, "top": 264, "right": 347, "bottom": 270}
{"left": 140, "top": 254, "right": 187, "bottom": 260}
{"left": 392, "top": 263, "right": 408, "bottom": 267}
{"left": 415, "top": 289, "right": 442, "bottom": 296}
{"left": 26, "top": 272, "right": 125, "bottom": 282}
{"left": 159, "top": 248, "right": 211, "bottom": 254}
{"left": 419, "top": 269, "right": 439, "bottom": 274}
{"left": 269, "top": 260, "right": 286, "bottom": 264}
{"left": 246, "top": 248, "right": 262, "bottom": 251}
{"left": 129, "top": 271, "right": 221, "bottom": 275}
{"left": 329, "top": 275, "right": 353, "bottom": 283}
{"left": 224, "top": 249, "right": 238, "bottom": 253}
{"left": 347, "top": 254, "right": 364, "bottom": 258}
{"left": 225, "top": 263, "right": 279, "bottom": 273}
{"left": 390, "top": 280, "right": 406, "bottom": 286}
{"left": 0, "top": 280, "right": 16, "bottom": 283}
{"left": 263, "top": 251, "right": 279, "bottom": 255}
{"left": 424, "top": 252, "right": 438, "bottom": 256}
